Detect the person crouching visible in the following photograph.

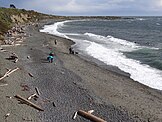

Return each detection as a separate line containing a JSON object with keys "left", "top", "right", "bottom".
{"left": 47, "top": 52, "right": 54, "bottom": 63}
{"left": 47, "top": 55, "right": 54, "bottom": 63}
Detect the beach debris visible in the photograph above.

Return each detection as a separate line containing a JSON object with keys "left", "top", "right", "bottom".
{"left": 52, "top": 101, "right": 56, "bottom": 107}
{"left": 15, "top": 94, "right": 44, "bottom": 111}
{"left": 4, "top": 69, "right": 12, "bottom": 76}
{"left": 28, "top": 72, "right": 34, "bottom": 77}
{"left": 88, "top": 110, "right": 94, "bottom": 114}
{"left": 22, "top": 118, "right": 32, "bottom": 121}
{"left": 12, "top": 53, "right": 18, "bottom": 63}
{"left": 0, "top": 67, "right": 19, "bottom": 81}
{"left": 20, "top": 84, "right": 30, "bottom": 91}
{"left": 4, "top": 113, "right": 10, "bottom": 119}
{"left": 0, "top": 48, "right": 8, "bottom": 52}
{"left": 72, "top": 112, "right": 78, "bottom": 120}
{"left": 4, "top": 24, "right": 26, "bottom": 46}
{"left": 0, "top": 50, "right": 8, "bottom": 52}
{"left": 42, "top": 44, "right": 49, "bottom": 47}
{"left": 9, "top": 52, "right": 19, "bottom": 63}
{"left": 75, "top": 110, "right": 106, "bottom": 122}
{"left": 14, "top": 58, "right": 18, "bottom": 63}
{"left": 42, "top": 97, "right": 51, "bottom": 103}
{"left": 6, "top": 96, "right": 12, "bottom": 99}
{"left": 35, "top": 87, "right": 40, "bottom": 95}
{"left": 61, "top": 71, "right": 64, "bottom": 74}
{"left": 5, "top": 52, "right": 19, "bottom": 62}
{"left": 0, "top": 84, "right": 8, "bottom": 87}
{"left": 27, "top": 93, "right": 38, "bottom": 100}
{"left": 27, "top": 56, "right": 30, "bottom": 59}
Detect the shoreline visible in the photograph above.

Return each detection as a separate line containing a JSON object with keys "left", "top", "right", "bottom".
{"left": 0, "top": 19, "right": 162, "bottom": 122}
{"left": 41, "top": 18, "right": 162, "bottom": 91}
{"left": 41, "top": 20, "right": 162, "bottom": 121}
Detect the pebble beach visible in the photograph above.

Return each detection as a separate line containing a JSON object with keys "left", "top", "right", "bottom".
{"left": 0, "top": 19, "right": 162, "bottom": 122}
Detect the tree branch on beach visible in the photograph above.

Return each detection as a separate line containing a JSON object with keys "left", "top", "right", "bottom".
{"left": 73, "top": 110, "right": 106, "bottom": 122}
{"left": 0, "top": 67, "right": 19, "bottom": 81}
{"left": 15, "top": 94, "right": 44, "bottom": 111}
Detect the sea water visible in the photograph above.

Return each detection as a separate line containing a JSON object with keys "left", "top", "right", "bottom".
{"left": 40, "top": 17, "right": 162, "bottom": 90}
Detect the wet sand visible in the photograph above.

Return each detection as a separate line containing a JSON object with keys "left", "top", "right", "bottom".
{"left": 0, "top": 19, "right": 162, "bottom": 122}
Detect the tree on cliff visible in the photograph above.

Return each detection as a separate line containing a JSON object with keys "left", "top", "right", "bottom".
{"left": 10, "top": 4, "right": 16, "bottom": 8}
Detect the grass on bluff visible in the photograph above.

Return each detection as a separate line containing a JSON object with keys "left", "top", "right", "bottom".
{"left": 0, "top": 7, "right": 50, "bottom": 38}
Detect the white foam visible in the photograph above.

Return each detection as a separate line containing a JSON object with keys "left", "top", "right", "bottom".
{"left": 86, "top": 42, "right": 162, "bottom": 90}
{"left": 156, "top": 23, "right": 160, "bottom": 25}
{"left": 84, "top": 33, "right": 140, "bottom": 52}
{"left": 136, "top": 18, "right": 146, "bottom": 21}
{"left": 40, "top": 20, "right": 72, "bottom": 38}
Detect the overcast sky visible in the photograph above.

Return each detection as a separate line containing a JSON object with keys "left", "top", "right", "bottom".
{"left": 1, "top": 0, "right": 162, "bottom": 16}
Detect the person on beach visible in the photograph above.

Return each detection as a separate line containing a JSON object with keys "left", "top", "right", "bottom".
{"left": 54, "top": 39, "right": 57, "bottom": 45}
{"left": 47, "top": 55, "right": 54, "bottom": 63}
{"left": 47, "top": 52, "right": 54, "bottom": 63}
{"left": 69, "top": 47, "right": 74, "bottom": 54}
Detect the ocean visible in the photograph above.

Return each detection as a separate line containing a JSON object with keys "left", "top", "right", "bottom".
{"left": 40, "top": 17, "right": 162, "bottom": 90}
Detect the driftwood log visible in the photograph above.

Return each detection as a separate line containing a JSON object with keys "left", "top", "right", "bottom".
{"left": 4, "top": 69, "right": 12, "bottom": 76}
{"left": 15, "top": 94, "right": 44, "bottom": 111}
{"left": 28, "top": 72, "right": 34, "bottom": 77}
{"left": 35, "top": 87, "right": 40, "bottom": 95}
{"left": 0, "top": 67, "right": 19, "bottom": 81}
{"left": 77, "top": 110, "right": 106, "bottom": 122}
{"left": 27, "top": 93, "right": 38, "bottom": 100}
{"left": 4, "top": 113, "right": 10, "bottom": 119}
{"left": 14, "top": 58, "right": 18, "bottom": 63}
{"left": 72, "top": 112, "right": 78, "bottom": 120}
{"left": 0, "top": 84, "right": 8, "bottom": 87}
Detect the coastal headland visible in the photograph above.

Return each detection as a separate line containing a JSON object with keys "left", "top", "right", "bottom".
{"left": 0, "top": 9, "right": 162, "bottom": 122}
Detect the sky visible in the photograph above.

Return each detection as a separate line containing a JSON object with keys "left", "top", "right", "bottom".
{"left": 1, "top": 0, "right": 162, "bottom": 16}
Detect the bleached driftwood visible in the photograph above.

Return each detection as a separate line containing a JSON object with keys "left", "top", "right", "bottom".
{"left": 15, "top": 94, "right": 44, "bottom": 111}
{"left": 0, "top": 84, "right": 8, "bottom": 87}
{"left": 6, "top": 67, "right": 19, "bottom": 75}
{"left": 11, "top": 52, "right": 18, "bottom": 59}
{"left": 14, "top": 58, "right": 18, "bottom": 63}
{"left": 0, "top": 49, "right": 8, "bottom": 52}
{"left": 72, "top": 112, "right": 78, "bottom": 120}
{"left": 77, "top": 110, "right": 106, "bottom": 122}
{"left": 14, "top": 44, "right": 21, "bottom": 46}
{"left": 88, "top": 110, "right": 94, "bottom": 114}
{"left": 27, "top": 93, "right": 38, "bottom": 100}
{"left": 6, "top": 96, "right": 12, "bottom": 99}
{"left": 4, "top": 69, "right": 12, "bottom": 76}
{"left": 4, "top": 113, "right": 10, "bottom": 119}
{"left": 0, "top": 67, "right": 19, "bottom": 81}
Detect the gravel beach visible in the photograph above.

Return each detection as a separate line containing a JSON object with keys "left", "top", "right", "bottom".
{"left": 0, "top": 19, "right": 162, "bottom": 122}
